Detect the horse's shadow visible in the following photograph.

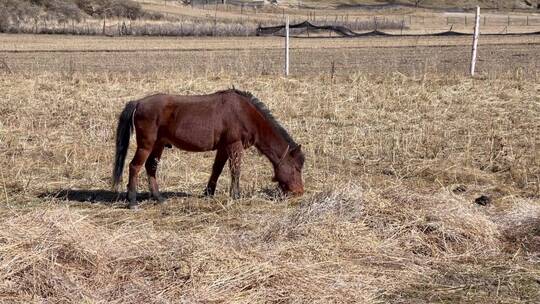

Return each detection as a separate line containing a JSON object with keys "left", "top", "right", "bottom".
{"left": 38, "top": 189, "right": 191, "bottom": 204}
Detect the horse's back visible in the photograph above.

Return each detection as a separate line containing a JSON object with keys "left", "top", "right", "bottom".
{"left": 133, "top": 92, "right": 247, "bottom": 151}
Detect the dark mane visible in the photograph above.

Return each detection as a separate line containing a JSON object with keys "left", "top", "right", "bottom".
{"left": 227, "top": 89, "right": 297, "bottom": 148}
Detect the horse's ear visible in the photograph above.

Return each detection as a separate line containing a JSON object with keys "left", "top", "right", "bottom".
{"left": 290, "top": 145, "right": 302, "bottom": 156}
{"left": 290, "top": 145, "right": 304, "bottom": 167}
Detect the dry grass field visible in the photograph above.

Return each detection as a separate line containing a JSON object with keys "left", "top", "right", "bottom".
{"left": 1, "top": 31, "right": 540, "bottom": 303}
{"left": 1, "top": 34, "right": 539, "bottom": 77}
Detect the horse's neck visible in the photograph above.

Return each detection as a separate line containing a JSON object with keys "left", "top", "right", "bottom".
{"left": 255, "top": 124, "right": 289, "bottom": 167}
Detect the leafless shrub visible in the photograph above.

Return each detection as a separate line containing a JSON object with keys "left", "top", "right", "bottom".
{"left": 0, "top": 0, "right": 40, "bottom": 32}
{"left": 74, "top": 0, "right": 144, "bottom": 19}
{"left": 330, "top": 18, "right": 406, "bottom": 31}
{"left": 3, "top": 17, "right": 258, "bottom": 36}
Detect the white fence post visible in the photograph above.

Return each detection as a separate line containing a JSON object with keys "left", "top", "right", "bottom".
{"left": 285, "top": 16, "right": 289, "bottom": 76}
{"left": 470, "top": 6, "right": 480, "bottom": 76}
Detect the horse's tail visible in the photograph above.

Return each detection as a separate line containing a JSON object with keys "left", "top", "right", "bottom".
{"left": 112, "top": 100, "right": 138, "bottom": 191}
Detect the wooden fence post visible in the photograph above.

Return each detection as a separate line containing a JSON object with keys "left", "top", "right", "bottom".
{"left": 330, "top": 61, "right": 335, "bottom": 82}
{"left": 213, "top": 1, "right": 218, "bottom": 35}
{"left": 470, "top": 6, "right": 480, "bottom": 76}
{"left": 285, "top": 16, "right": 289, "bottom": 76}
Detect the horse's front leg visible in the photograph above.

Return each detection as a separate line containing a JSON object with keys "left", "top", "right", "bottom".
{"left": 204, "top": 148, "right": 228, "bottom": 196}
{"left": 226, "top": 142, "right": 243, "bottom": 199}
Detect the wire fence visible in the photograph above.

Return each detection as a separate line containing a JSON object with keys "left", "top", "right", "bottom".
{"left": 257, "top": 20, "right": 540, "bottom": 38}
{"left": 1, "top": 4, "right": 539, "bottom": 77}
{"left": 3, "top": 12, "right": 540, "bottom": 37}
{"left": 185, "top": 2, "right": 540, "bottom": 29}
{"left": 1, "top": 37, "right": 538, "bottom": 78}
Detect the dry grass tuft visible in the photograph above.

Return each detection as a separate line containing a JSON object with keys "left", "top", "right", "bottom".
{"left": 497, "top": 201, "right": 540, "bottom": 255}
{"left": 0, "top": 208, "right": 191, "bottom": 302}
{"left": 261, "top": 184, "right": 365, "bottom": 241}
{"left": 379, "top": 188, "right": 502, "bottom": 258}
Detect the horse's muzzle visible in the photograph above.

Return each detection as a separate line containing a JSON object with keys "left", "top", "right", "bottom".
{"left": 286, "top": 187, "right": 304, "bottom": 197}
{"left": 279, "top": 182, "right": 304, "bottom": 197}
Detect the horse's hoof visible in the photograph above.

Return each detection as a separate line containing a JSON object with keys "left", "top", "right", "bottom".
{"left": 203, "top": 188, "right": 215, "bottom": 197}
{"left": 127, "top": 191, "right": 136, "bottom": 204}
{"left": 153, "top": 196, "right": 166, "bottom": 204}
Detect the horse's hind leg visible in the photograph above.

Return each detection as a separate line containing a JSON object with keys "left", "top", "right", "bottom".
{"left": 227, "top": 142, "right": 243, "bottom": 199}
{"left": 146, "top": 144, "right": 165, "bottom": 203}
{"left": 127, "top": 147, "right": 151, "bottom": 209}
{"left": 204, "top": 148, "right": 228, "bottom": 196}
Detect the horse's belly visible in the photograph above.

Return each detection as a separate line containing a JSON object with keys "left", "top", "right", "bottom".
{"left": 167, "top": 124, "right": 215, "bottom": 152}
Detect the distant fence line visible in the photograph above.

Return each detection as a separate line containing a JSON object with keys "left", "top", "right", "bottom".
{"left": 266, "top": 14, "right": 540, "bottom": 29}
{"left": 187, "top": 2, "right": 540, "bottom": 26}
{"left": 2, "top": 3, "right": 540, "bottom": 37}
{"left": 257, "top": 20, "right": 540, "bottom": 38}
{"left": 3, "top": 18, "right": 539, "bottom": 37}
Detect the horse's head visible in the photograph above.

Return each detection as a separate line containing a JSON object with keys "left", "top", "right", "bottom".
{"left": 273, "top": 145, "right": 305, "bottom": 196}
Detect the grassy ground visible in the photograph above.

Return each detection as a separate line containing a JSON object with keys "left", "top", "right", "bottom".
{"left": 0, "top": 21, "right": 539, "bottom": 302}
{"left": 0, "top": 66, "right": 539, "bottom": 302}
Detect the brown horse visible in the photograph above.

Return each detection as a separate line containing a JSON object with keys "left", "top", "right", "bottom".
{"left": 112, "top": 89, "right": 305, "bottom": 209}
